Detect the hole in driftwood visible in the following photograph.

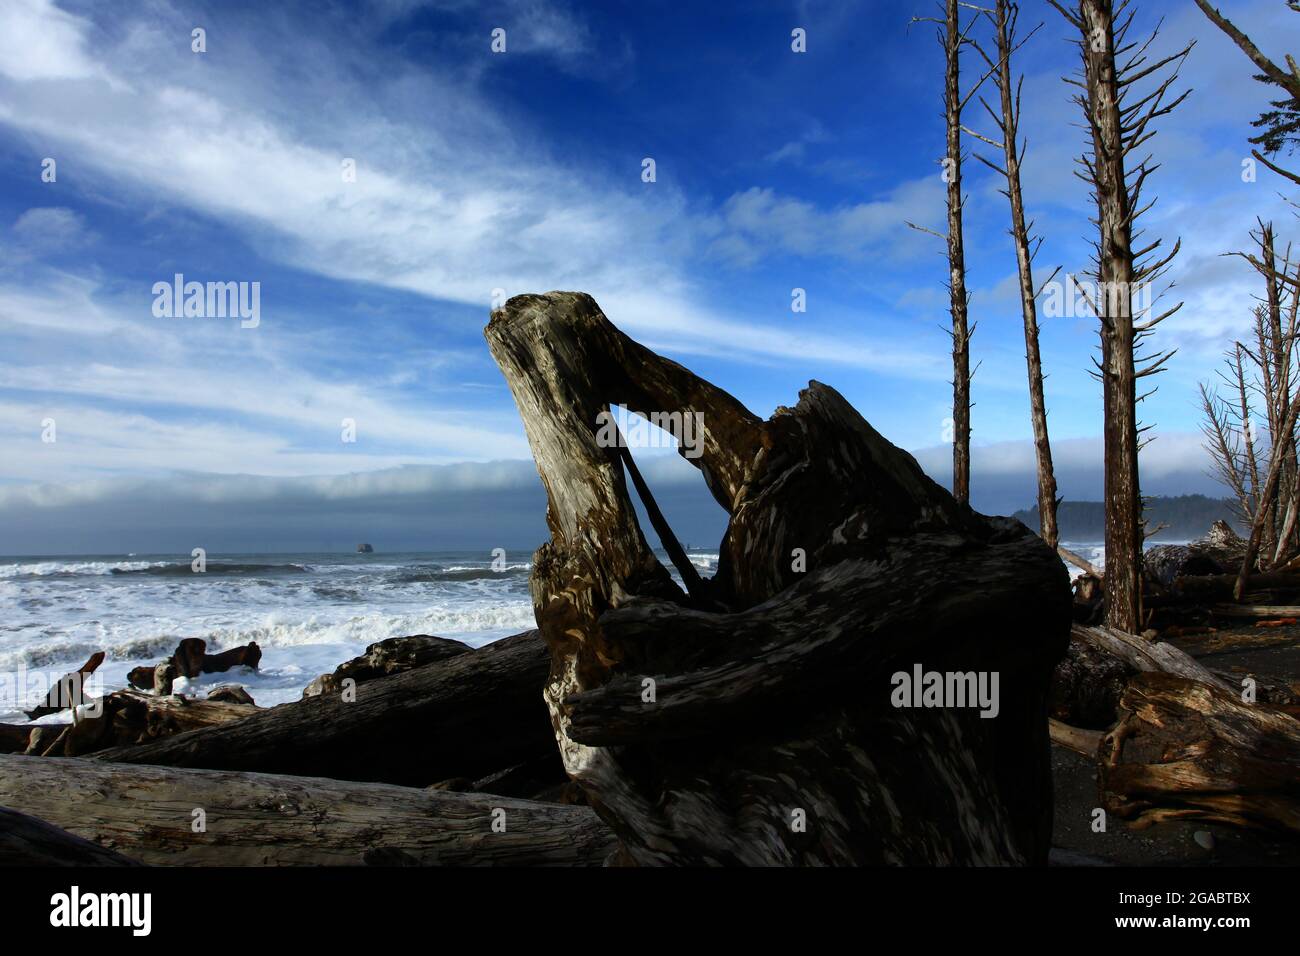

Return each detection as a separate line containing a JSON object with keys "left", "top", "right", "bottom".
{"left": 608, "top": 409, "right": 722, "bottom": 608}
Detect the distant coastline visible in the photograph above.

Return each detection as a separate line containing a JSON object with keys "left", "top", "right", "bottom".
{"left": 1010, "top": 494, "right": 1242, "bottom": 541}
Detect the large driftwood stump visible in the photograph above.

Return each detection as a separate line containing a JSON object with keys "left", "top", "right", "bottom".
{"left": 486, "top": 292, "right": 1073, "bottom": 865}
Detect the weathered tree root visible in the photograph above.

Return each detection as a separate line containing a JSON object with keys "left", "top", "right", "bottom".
{"left": 486, "top": 291, "right": 1073, "bottom": 865}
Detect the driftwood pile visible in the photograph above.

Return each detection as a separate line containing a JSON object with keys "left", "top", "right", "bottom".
{"left": 1050, "top": 623, "right": 1300, "bottom": 834}
{"left": 1, "top": 629, "right": 589, "bottom": 864}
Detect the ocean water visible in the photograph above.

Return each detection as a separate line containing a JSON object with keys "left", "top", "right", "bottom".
{"left": 0, "top": 540, "right": 1116, "bottom": 725}
{"left": 0, "top": 549, "right": 719, "bottom": 724}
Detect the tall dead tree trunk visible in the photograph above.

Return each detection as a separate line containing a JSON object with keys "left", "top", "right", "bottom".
{"left": 969, "top": 0, "right": 1060, "bottom": 549}
{"left": 1052, "top": 0, "right": 1191, "bottom": 633}
{"left": 946, "top": 0, "right": 973, "bottom": 505}
{"left": 910, "top": 1, "right": 985, "bottom": 504}
{"left": 486, "top": 291, "right": 1073, "bottom": 865}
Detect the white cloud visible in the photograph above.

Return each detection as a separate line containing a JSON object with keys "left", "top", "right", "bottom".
{"left": 0, "top": 0, "right": 100, "bottom": 82}
{"left": 11, "top": 207, "right": 90, "bottom": 251}
{"left": 704, "top": 179, "right": 943, "bottom": 268}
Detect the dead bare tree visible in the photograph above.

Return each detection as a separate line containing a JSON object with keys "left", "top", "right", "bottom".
{"left": 966, "top": 0, "right": 1062, "bottom": 549}
{"left": 1049, "top": 0, "right": 1191, "bottom": 633}
{"left": 1201, "top": 221, "right": 1300, "bottom": 596}
{"left": 1193, "top": 0, "right": 1300, "bottom": 186}
{"left": 908, "top": 0, "right": 993, "bottom": 505}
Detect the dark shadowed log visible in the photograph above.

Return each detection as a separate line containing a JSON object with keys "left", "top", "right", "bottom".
{"left": 201, "top": 641, "right": 261, "bottom": 674}
{"left": 485, "top": 291, "right": 1073, "bottom": 865}
{"left": 0, "top": 724, "right": 35, "bottom": 754}
{"left": 1144, "top": 545, "right": 1228, "bottom": 588}
{"left": 303, "top": 635, "right": 471, "bottom": 698}
{"left": 0, "top": 755, "right": 614, "bottom": 866}
{"left": 207, "top": 685, "right": 255, "bottom": 706}
{"left": 94, "top": 631, "right": 556, "bottom": 788}
{"left": 1100, "top": 672, "right": 1300, "bottom": 833}
{"left": 1049, "top": 623, "right": 1235, "bottom": 735}
{"left": 1144, "top": 520, "right": 1247, "bottom": 589}
{"left": 131, "top": 639, "right": 262, "bottom": 689}
{"left": 1175, "top": 571, "right": 1300, "bottom": 603}
{"left": 174, "top": 638, "right": 206, "bottom": 679}
{"left": 46, "top": 690, "right": 261, "bottom": 758}
{"left": 24, "top": 651, "right": 105, "bottom": 719}
{"left": 0, "top": 807, "right": 142, "bottom": 867}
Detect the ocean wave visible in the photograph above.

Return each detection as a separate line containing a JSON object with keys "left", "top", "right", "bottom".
{"left": 196, "top": 605, "right": 538, "bottom": 648}
{"left": 110, "top": 562, "right": 310, "bottom": 576}
{"left": 393, "top": 565, "right": 531, "bottom": 583}
{"left": 0, "top": 560, "right": 169, "bottom": 579}
{"left": 0, "top": 602, "right": 537, "bottom": 673}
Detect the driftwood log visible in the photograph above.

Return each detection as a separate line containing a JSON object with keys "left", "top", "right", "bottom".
{"left": 25, "top": 651, "right": 105, "bottom": 719}
{"left": 1100, "top": 672, "right": 1300, "bottom": 833}
{"left": 1050, "top": 625, "right": 1300, "bottom": 832}
{"left": 31, "top": 690, "right": 260, "bottom": 758}
{"left": 0, "top": 755, "right": 613, "bottom": 866}
{"left": 128, "top": 638, "right": 262, "bottom": 690}
{"left": 303, "top": 634, "right": 471, "bottom": 698}
{"left": 0, "top": 807, "right": 142, "bottom": 867}
{"left": 486, "top": 291, "right": 1073, "bottom": 865}
{"left": 95, "top": 631, "right": 560, "bottom": 789}
{"left": 1050, "top": 624, "right": 1235, "bottom": 735}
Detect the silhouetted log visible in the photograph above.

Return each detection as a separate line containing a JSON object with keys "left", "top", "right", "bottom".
{"left": 94, "top": 631, "right": 555, "bottom": 788}
{"left": 1144, "top": 521, "right": 1247, "bottom": 588}
{"left": 1100, "top": 672, "right": 1300, "bottom": 833}
{"left": 24, "top": 651, "right": 105, "bottom": 719}
{"left": 486, "top": 291, "right": 1073, "bottom": 865}
{"left": 0, "top": 755, "right": 614, "bottom": 866}
{"left": 129, "top": 639, "right": 262, "bottom": 691}
{"left": 201, "top": 641, "right": 262, "bottom": 674}
{"left": 0, "top": 807, "right": 142, "bottom": 867}
{"left": 1172, "top": 571, "right": 1300, "bottom": 603}
{"left": 174, "top": 638, "right": 207, "bottom": 678}
{"left": 1144, "top": 545, "right": 1228, "bottom": 588}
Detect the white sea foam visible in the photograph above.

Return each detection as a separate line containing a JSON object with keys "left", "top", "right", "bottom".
{"left": 0, "top": 560, "right": 169, "bottom": 578}
{"left": 0, "top": 547, "right": 716, "bottom": 721}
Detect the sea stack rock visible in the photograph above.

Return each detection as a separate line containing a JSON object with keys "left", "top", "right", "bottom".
{"left": 356, "top": 543, "right": 374, "bottom": 553}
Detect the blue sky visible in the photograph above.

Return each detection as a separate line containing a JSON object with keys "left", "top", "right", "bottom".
{"left": 0, "top": 0, "right": 1297, "bottom": 553}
